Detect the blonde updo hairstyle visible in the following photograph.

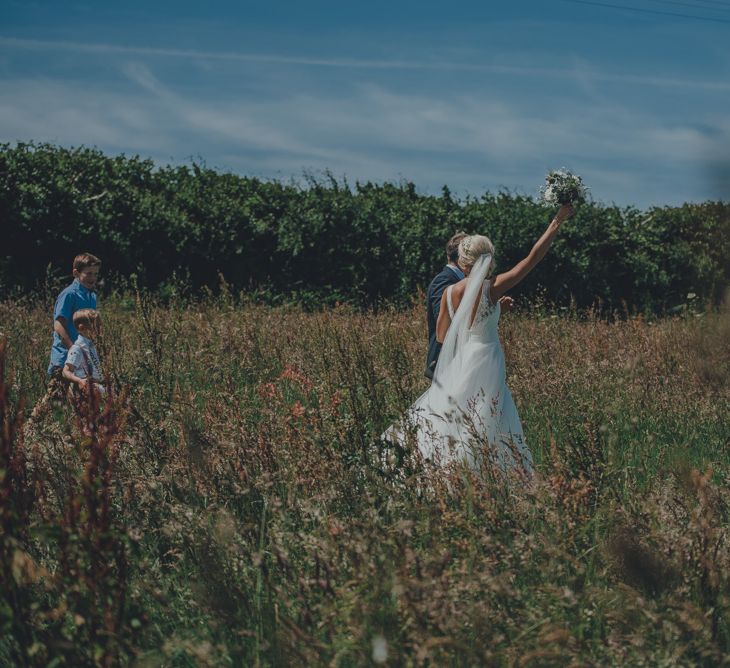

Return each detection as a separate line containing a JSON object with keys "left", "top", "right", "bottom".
{"left": 458, "top": 235, "right": 495, "bottom": 276}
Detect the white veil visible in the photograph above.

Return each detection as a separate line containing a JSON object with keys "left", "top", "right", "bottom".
{"left": 431, "top": 253, "right": 492, "bottom": 390}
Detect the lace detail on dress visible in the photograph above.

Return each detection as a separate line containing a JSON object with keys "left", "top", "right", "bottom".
{"left": 473, "top": 279, "right": 497, "bottom": 326}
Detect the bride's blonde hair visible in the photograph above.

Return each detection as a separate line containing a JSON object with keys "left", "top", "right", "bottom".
{"left": 458, "top": 235, "right": 495, "bottom": 274}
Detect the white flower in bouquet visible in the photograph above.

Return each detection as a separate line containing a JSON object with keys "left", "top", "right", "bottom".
{"left": 540, "top": 169, "right": 589, "bottom": 205}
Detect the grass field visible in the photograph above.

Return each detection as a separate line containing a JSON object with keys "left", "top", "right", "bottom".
{"left": 1, "top": 294, "right": 729, "bottom": 666}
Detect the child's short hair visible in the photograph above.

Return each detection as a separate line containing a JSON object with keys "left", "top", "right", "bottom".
{"left": 73, "top": 253, "right": 102, "bottom": 272}
{"left": 72, "top": 308, "right": 100, "bottom": 329}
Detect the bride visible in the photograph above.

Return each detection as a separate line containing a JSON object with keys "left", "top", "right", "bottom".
{"left": 384, "top": 204, "right": 574, "bottom": 475}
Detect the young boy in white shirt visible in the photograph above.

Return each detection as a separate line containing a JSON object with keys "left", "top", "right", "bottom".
{"left": 63, "top": 308, "right": 105, "bottom": 398}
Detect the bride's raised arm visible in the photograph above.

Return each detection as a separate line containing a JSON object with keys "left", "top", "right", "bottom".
{"left": 490, "top": 204, "right": 574, "bottom": 302}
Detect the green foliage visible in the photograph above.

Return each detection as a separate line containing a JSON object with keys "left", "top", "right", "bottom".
{"left": 1, "top": 142, "right": 728, "bottom": 311}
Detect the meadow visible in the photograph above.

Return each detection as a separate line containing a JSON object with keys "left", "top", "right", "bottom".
{"left": 1, "top": 293, "right": 729, "bottom": 666}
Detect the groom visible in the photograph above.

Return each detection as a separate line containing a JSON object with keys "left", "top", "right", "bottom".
{"left": 424, "top": 232, "right": 467, "bottom": 379}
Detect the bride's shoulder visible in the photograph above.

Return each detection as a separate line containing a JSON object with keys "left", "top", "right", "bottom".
{"left": 450, "top": 279, "right": 467, "bottom": 302}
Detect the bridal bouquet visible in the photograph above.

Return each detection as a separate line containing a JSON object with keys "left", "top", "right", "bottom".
{"left": 540, "top": 169, "right": 589, "bottom": 205}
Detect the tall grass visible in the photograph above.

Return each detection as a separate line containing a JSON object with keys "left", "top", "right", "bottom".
{"left": 1, "top": 295, "right": 729, "bottom": 666}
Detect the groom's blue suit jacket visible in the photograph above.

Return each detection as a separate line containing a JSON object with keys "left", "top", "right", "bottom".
{"left": 425, "top": 265, "right": 462, "bottom": 379}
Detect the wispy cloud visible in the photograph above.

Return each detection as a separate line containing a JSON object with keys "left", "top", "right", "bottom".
{"left": 2, "top": 57, "right": 726, "bottom": 207}
{"left": 0, "top": 79, "right": 160, "bottom": 151}
{"left": 2, "top": 35, "right": 730, "bottom": 92}
{"left": 120, "top": 63, "right": 367, "bottom": 163}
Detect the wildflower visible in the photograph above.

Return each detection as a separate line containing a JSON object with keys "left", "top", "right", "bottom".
{"left": 327, "top": 390, "right": 343, "bottom": 413}
{"left": 257, "top": 382, "right": 278, "bottom": 401}
{"left": 279, "top": 365, "right": 314, "bottom": 392}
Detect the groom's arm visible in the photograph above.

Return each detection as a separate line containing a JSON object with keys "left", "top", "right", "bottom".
{"left": 429, "top": 274, "right": 453, "bottom": 323}
{"left": 430, "top": 290, "right": 442, "bottom": 324}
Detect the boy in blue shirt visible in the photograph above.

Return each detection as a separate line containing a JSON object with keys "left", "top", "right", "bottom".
{"left": 47, "top": 253, "right": 101, "bottom": 375}
{"left": 30, "top": 253, "right": 101, "bottom": 421}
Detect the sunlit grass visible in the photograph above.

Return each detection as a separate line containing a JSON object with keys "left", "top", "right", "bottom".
{"left": 1, "top": 295, "right": 729, "bottom": 666}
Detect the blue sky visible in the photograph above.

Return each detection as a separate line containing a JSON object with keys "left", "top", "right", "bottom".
{"left": 1, "top": 0, "right": 728, "bottom": 208}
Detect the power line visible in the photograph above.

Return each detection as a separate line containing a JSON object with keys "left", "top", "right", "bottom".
{"left": 685, "top": 0, "right": 730, "bottom": 7}
{"left": 561, "top": 0, "right": 730, "bottom": 22}
{"left": 644, "top": 0, "right": 730, "bottom": 13}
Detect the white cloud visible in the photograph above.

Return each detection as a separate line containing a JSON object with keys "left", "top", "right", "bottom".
{"left": 0, "top": 79, "right": 165, "bottom": 151}
{"left": 0, "top": 58, "right": 726, "bottom": 207}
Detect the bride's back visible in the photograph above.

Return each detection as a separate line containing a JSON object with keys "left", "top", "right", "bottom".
{"left": 446, "top": 279, "right": 500, "bottom": 340}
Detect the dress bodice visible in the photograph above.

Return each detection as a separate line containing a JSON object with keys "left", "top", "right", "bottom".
{"left": 469, "top": 279, "right": 500, "bottom": 342}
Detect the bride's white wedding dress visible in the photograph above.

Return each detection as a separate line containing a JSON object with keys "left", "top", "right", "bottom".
{"left": 384, "top": 254, "right": 533, "bottom": 475}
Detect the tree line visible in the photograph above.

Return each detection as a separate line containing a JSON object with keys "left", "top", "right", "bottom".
{"left": 1, "top": 142, "right": 728, "bottom": 311}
